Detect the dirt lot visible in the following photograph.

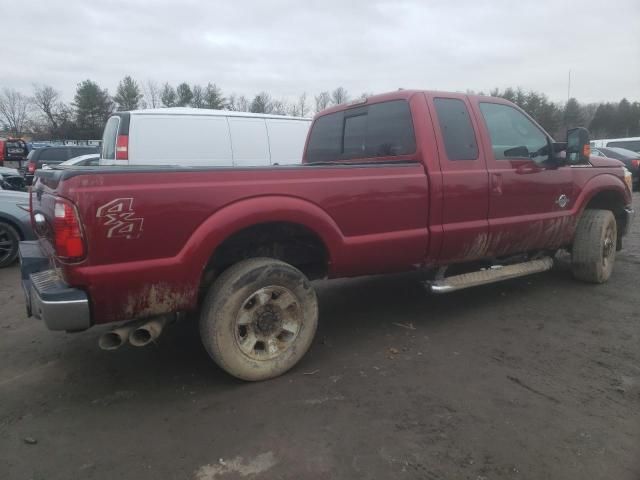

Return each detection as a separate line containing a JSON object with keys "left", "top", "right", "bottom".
{"left": 1, "top": 201, "right": 639, "bottom": 480}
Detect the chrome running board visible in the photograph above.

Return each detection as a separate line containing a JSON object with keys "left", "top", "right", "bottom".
{"left": 428, "top": 257, "right": 554, "bottom": 294}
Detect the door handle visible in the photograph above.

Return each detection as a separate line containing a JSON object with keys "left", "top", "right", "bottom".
{"left": 491, "top": 173, "right": 503, "bottom": 195}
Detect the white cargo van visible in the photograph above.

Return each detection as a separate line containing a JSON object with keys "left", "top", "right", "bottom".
{"left": 100, "top": 108, "right": 312, "bottom": 167}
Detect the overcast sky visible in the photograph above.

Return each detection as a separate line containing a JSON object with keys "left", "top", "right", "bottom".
{"left": 2, "top": 0, "right": 639, "bottom": 104}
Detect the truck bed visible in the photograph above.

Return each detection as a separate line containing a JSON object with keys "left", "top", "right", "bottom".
{"left": 31, "top": 163, "right": 431, "bottom": 324}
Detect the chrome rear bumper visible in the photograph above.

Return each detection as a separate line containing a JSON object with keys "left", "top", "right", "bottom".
{"left": 19, "top": 241, "right": 91, "bottom": 332}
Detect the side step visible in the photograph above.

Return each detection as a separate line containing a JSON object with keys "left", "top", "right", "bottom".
{"left": 428, "top": 257, "right": 554, "bottom": 294}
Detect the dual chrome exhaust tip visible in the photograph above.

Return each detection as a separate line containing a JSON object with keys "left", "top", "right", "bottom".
{"left": 98, "top": 316, "right": 170, "bottom": 351}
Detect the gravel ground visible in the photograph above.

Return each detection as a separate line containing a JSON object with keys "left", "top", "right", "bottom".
{"left": 1, "top": 196, "right": 639, "bottom": 480}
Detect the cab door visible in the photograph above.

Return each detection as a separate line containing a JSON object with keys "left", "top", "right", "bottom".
{"left": 427, "top": 94, "right": 490, "bottom": 263}
{"left": 470, "top": 99, "right": 575, "bottom": 257}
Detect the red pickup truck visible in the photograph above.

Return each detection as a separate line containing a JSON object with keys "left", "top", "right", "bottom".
{"left": 20, "top": 90, "right": 634, "bottom": 381}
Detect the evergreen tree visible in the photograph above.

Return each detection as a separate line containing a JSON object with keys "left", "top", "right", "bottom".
{"left": 250, "top": 92, "right": 273, "bottom": 113}
{"left": 176, "top": 83, "right": 193, "bottom": 107}
{"left": 113, "top": 76, "right": 142, "bottom": 111}
{"left": 564, "top": 98, "right": 585, "bottom": 129}
{"left": 73, "top": 80, "right": 114, "bottom": 139}
{"left": 161, "top": 83, "right": 177, "bottom": 107}
{"left": 203, "top": 83, "right": 225, "bottom": 109}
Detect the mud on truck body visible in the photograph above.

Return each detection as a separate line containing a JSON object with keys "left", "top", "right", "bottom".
{"left": 20, "top": 90, "right": 634, "bottom": 380}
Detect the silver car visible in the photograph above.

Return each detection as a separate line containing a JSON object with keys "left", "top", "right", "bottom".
{"left": 0, "top": 190, "right": 34, "bottom": 267}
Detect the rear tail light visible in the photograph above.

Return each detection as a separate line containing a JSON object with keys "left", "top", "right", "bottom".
{"left": 53, "top": 197, "right": 85, "bottom": 261}
{"left": 631, "top": 159, "right": 640, "bottom": 169}
{"left": 116, "top": 135, "right": 129, "bottom": 160}
{"left": 27, "top": 161, "right": 36, "bottom": 173}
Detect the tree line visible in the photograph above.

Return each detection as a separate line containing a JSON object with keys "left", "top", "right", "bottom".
{"left": 485, "top": 87, "right": 640, "bottom": 140}
{"left": 0, "top": 76, "right": 638, "bottom": 141}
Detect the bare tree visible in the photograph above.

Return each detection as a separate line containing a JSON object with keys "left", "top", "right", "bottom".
{"left": 270, "top": 99, "right": 289, "bottom": 115}
{"left": 331, "top": 87, "right": 349, "bottom": 106}
{"left": 227, "top": 94, "right": 251, "bottom": 112}
{"left": 0, "top": 88, "right": 31, "bottom": 137}
{"left": 143, "top": 80, "right": 161, "bottom": 108}
{"left": 314, "top": 91, "right": 331, "bottom": 113}
{"left": 290, "top": 92, "right": 309, "bottom": 117}
{"left": 32, "top": 84, "right": 61, "bottom": 133}
{"left": 191, "top": 85, "right": 204, "bottom": 108}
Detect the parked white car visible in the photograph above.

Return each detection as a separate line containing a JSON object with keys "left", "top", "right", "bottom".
{"left": 100, "top": 108, "right": 312, "bottom": 167}
{"left": 44, "top": 154, "right": 100, "bottom": 169}
{"left": 591, "top": 136, "right": 640, "bottom": 153}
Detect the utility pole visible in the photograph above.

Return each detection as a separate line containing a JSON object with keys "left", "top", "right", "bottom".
{"left": 567, "top": 69, "right": 571, "bottom": 102}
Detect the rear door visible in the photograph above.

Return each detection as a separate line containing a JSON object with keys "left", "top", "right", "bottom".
{"left": 426, "top": 94, "right": 490, "bottom": 263}
{"left": 471, "top": 99, "right": 574, "bottom": 256}
{"left": 265, "top": 119, "right": 310, "bottom": 165}
{"left": 228, "top": 117, "right": 270, "bottom": 166}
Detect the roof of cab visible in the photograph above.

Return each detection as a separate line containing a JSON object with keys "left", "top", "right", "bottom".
{"left": 314, "top": 89, "right": 503, "bottom": 118}
{"left": 126, "top": 107, "right": 311, "bottom": 121}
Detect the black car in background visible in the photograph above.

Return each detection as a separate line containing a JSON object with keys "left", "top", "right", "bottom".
{"left": 0, "top": 167, "right": 27, "bottom": 191}
{"left": 24, "top": 145, "right": 99, "bottom": 185}
{"left": 591, "top": 146, "right": 640, "bottom": 190}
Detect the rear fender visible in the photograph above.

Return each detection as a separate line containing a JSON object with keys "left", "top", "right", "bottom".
{"left": 180, "top": 196, "right": 344, "bottom": 274}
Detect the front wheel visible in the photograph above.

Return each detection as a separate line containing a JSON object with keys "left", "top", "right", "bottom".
{"left": 571, "top": 209, "right": 617, "bottom": 283}
{"left": 199, "top": 258, "right": 318, "bottom": 381}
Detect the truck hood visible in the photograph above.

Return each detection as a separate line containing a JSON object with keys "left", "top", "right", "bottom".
{"left": 589, "top": 155, "right": 624, "bottom": 168}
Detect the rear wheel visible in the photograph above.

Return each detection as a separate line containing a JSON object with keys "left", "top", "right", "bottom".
{"left": 0, "top": 222, "right": 20, "bottom": 268}
{"left": 199, "top": 258, "right": 318, "bottom": 381}
{"left": 571, "top": 209, "right": 617, "bottom": 283}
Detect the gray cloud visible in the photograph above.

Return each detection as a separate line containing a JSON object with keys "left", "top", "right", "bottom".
{"left": 2, "top": 0, "right": 639, "bottom": 103}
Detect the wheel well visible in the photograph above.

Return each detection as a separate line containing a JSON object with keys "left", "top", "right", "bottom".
{"left": 583, "top": 190, "right": 627, "bottom": 247}
{"left": 0, "top": 217, "right": 25, "bottom": 240}
{"left": 200, "top": 222, "right": 329, "bottom": 298}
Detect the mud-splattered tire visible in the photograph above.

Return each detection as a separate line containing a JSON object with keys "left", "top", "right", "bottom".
{"left": 199, "top": 258, "right": 318, "bottom": 381}
{"left": 0, "top": 222, "right": 20, "bottom": 268}
{"left": 571, "top": 209, "right": 617, "bottom": 283}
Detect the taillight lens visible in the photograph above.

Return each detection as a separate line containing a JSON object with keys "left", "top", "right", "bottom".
{"left": 116, "top": 135, "right": 128, "bottom": 160}
{"left": 631, "top": 159, "right": 640, "bottom": 169}
{"left": 27, "top": 161, "right": 36, "bottom": 173}
{"left": 54, "top": 198, "right": 85, "bottom": 261}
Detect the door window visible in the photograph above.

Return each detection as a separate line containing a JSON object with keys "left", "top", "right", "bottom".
{"left": 479, "top": 103, "right": 549, "bottom": 163}
{"left": 433, "top": 98, "right": 478, "bottom": 160}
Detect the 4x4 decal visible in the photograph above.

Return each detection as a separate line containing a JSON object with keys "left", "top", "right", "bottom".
{"left": 96, "top": 198, "right": 144, "bottom": 239}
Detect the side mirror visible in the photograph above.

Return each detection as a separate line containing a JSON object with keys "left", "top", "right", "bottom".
{"left": 566, "top": 127, "right": 591, "bottom": 164}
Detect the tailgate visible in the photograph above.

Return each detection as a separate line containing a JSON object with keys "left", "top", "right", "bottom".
{"left": 21, "top": 169, "right": 92, "bottom": 331}
{"left": 30, "top": 170, "right": 63, "bottom": 254}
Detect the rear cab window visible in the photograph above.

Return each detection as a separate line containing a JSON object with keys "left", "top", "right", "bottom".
{"left": 306, "top": 100, "right": 416, "bottom": 163}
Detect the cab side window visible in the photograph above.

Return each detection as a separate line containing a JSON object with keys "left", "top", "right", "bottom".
{"left": 433, "top": 98, "right": 479, "bottom": 160}
{"left": 479, "top": 103, "right": 549, "bottom": 163}
{"left": 306, "top": 100, "right": 416, "bottom": 163}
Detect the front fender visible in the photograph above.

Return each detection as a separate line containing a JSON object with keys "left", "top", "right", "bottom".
{"left": 572, "top": 172, "right": 630, "bottom": 217}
